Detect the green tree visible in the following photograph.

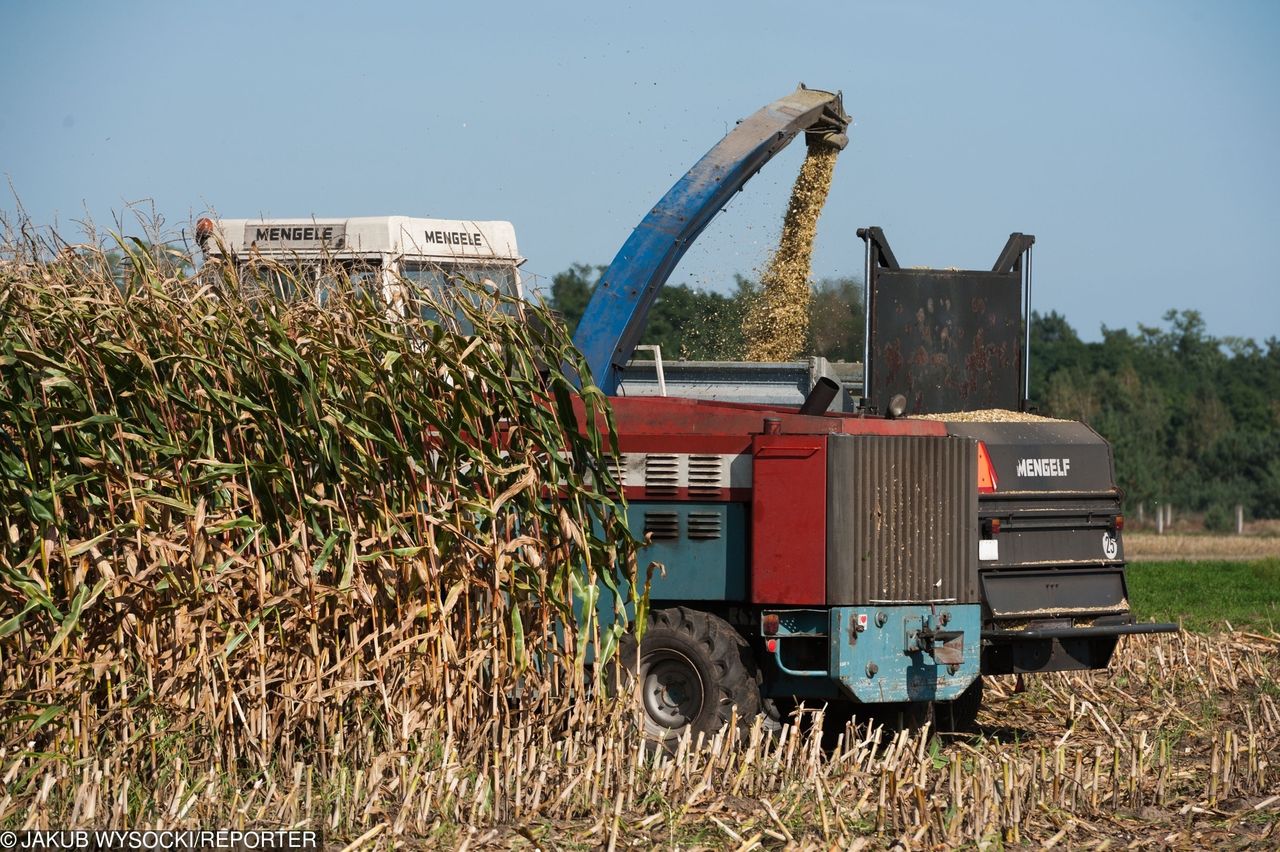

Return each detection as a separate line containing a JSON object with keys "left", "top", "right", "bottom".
{"left": 807, "top": 277, "right": 865, "bottom": 362}
{"left": 1091, "top": 363, "right": 1172, "bottom": 507}
{"left": 1031, "top": 309, "right": 1280, "bottom": 519}
{"left": 1029, "top": 310, "right": 1089, "bottom": 395}
{"left": 552, "top": 267, "right": 866, "bottom": 364}
{"left": 645, "top": 283, "right": 747, "bottom": 359}
{"left": 548, "top": 263, "right": 601, "bottom": 333}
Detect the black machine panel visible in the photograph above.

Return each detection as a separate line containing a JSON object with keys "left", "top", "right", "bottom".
{"left": 869, "top": 269, "right": 1022, "bottom": 414}
{"left": 982, "top": 569, "right": 1128, "bottom": 618}
{"left": 859, "top": 228, "right": 1034, "bottom": 416}
{"left": 943, "top": 420, "right": 1118, "bottom": 494}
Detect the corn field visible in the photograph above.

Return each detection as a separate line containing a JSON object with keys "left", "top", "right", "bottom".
{"left": 1, "top": 226, "right": 1278, "bottom": 848}
{"left": 0, "top": 224, "right": 637, "bottom": 818}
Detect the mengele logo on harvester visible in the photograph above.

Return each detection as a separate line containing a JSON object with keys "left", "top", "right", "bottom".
{"left": 245, "top": 223, "right": 347, "bottom": 250}
{"left": 424, "top": 229, "right": 484, "bottom": 247}
{"left": 1015, "top": 457, "right": 1071, "bottom": 477}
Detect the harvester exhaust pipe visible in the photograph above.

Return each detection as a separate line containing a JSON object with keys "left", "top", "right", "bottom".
{"left": 799, "top": 376, "right": 840, "bottom": 415}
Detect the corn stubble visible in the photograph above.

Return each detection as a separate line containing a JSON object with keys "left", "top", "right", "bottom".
{"left": 9, "top": 626, "right": 1279, "bottom": 848}
{"left": 743, "top": 146, "right": 838, "bottom": 362}
{"left": 2, "top": 229, "right": 1279, "bottom": 848}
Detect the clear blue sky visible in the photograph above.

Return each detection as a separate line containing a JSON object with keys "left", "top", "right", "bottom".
{"left": 3, "top": 1, "right": 1278, "bottom": 343}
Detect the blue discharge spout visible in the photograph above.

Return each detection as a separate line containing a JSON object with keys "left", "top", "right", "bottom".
{"left": 571, "top": 85, "right": 850, "bottom": 395}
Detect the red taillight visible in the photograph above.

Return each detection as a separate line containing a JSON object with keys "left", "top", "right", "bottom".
{"left": 1114, "top": 515, "right": 1125, "bottom": 532}
{"left": 195, "top": 217, "right": 215, "bottom": 244}
{"left": 977, "top": 441, "right": 998, "bottom": 493}
{"left": 766, "top": 638, "right": 778, "bottom": 653}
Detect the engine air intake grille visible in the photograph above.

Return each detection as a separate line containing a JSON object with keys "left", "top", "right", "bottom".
{"left": 586, "top": 457, "right": 626, "bottom": 496}
{"left": 687, "top": 511, "right": 723, "bottom": 540}
{"left": 827, "top": 435, "right": 978, "bottom": 604}
{"left": 644, "top": 454, "right": 679, "bottom": 496}
{"left": 644, "top": 511, "right": 679, "bottom": 541}
{"left": 603, "top": 456, "right": 626, "bottom": 496}
{"left": 688, "top": 455, "right": 724, "bottom": 497}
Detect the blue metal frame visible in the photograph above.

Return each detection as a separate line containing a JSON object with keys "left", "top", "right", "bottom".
{"left": 764, "top": 609, "right": 829, "bottom": 677}
{"left": 572, "top": 86, "right": 849, "bottom": 394}
{"left": 761, "top": 605, "right": 982, "bottom": 704}
{"left": 631, "top": 503, "right": 747, "bottom": 600}
{"left": 830, "top": 605, "right": 982, "bottom": 703}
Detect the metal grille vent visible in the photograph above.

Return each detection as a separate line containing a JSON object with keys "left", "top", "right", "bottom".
{"left": 827, "top": 435, "right": 977, "bottom": 604}
{"left": 644, "top": 454, "right": 679, "bottom": 496}
{"left": 687, "top": 512, "right": 722, "bottom": 540}
{"left": 602, "top": 456, "right": 626, "bottom": 496}
{"left": 644, "top": 511, "right": 679, "bottom": 541}
{"left": 688, "top": 455, "right": 724, "bottom": 497}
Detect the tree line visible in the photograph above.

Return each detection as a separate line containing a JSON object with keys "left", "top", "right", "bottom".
{"left": 548, "top": 264, "right": 866, "bottom": 363}
{"left": 1030, "top": 309, "right": 1280, "bottom": 527}
{"left": 548, "top": 265, "right": 1280, "bottom": 524}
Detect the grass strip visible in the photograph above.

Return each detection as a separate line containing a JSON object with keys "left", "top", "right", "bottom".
{"left": 1128, "top": 558, "right": 1280, "bottom": 633}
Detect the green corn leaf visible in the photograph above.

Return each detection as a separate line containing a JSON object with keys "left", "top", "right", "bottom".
{"left": 312, "top": 531, "right": 341, "bottom": 575}
{"left": 29, "top": 704, "right": 67, "bottom": 734}
{"left": 1, "top": 567, "right": 61, "bottom": 620}
{"left": 223, "top": 614, "right": 262, "bottom": 659}
{"left": 0, "top": 600, "right": 40, "bottom": 638}
{"left": 511, "top": 606, "right": 526, "bottom": 672}
{"left": 40, "top": 578, "right": 108, "bottom": 658}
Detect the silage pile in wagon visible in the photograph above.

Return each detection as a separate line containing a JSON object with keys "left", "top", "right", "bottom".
{"left": 0, "top": 227, "right": 637, "bottom": 780}
{"left": 910, "top": 408, "right": 1068, "bottom": 423}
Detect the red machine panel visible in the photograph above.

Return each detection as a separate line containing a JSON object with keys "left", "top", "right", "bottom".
{"left": 750, "top": 434, "right": 827, "bottom": 604}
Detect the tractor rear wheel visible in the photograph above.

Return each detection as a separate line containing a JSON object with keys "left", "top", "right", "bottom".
{"left": 621, "top": 607, "right": 761, "bottom": 744}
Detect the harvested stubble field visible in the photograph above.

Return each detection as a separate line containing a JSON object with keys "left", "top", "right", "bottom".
{"left": 6, "top": 631, "right": 1278, "bottom": 849}
{"left": 2, "top": 229, "right": 1278, "bottom": 849}
{"left": 1126, "top": 533, "right": 1280, "bottom": 562}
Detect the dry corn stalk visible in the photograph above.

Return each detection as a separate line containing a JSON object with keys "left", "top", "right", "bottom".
{"left": 0, "top": 218, "right": 637, "bottom": 781}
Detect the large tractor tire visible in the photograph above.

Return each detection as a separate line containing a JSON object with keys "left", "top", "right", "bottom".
{"left": 935, "top": 677, "right": 984, "bottom": 733}
{"left": 619, "top": 607, "right": 761, "bottom": 744}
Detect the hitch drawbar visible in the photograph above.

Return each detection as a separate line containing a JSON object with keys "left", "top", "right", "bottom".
{"left": 982, "top": 619, "right": 1180, "bottom": 641}
{"left": 905, "top": 614, "right": 965, "bottom": 666}
{"left": 763, "top": 605, "right": 982, "bottom": 703}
